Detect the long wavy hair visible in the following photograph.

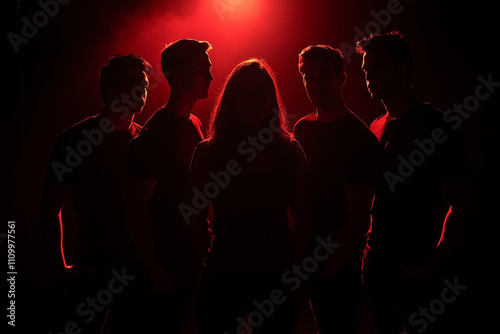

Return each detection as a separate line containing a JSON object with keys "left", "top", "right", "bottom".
{"left": 207, "top": 59, "right": 293, "bottom": 149}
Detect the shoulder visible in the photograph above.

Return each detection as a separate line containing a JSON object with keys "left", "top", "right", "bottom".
{"left": 369, "top": 113, "right": 388, "bottom": 141}
{"left": 369, "top": 113, "right": 387, "bottom": 130}
{"left": 417, "top": 102, "right": 442, "bottom": 114}
{"left": 131, "top": 122, "right": 143, "bottom": 136}
{"left": 129, "top": 109, "right": 166, "bottom": 145}
{"left": 339, "top": 115, "right": 381, "bottom": 160}
{"left": 190, "top": 139, "right": 212, "bottom": 166}
{"left": 293, "top": 112, "right": 316, "bottom": 132}
{"left": 406, "top": 102, "right": 447, "bottom": 122}
{"left": 279, "top": 138, "right": 307, "bottom": 165}
{"left": 414, "top": 103, "right": 445, "bottom": 120}
{"left": 347, "top": 114, "right": 380, "bottom": 143}
{"left": 52, "top": 116, "right": 96, "bottom": 148}
{"left": 195, "top": 138, "right": 210, "bottom": 152}
{"left": 189, "top": 113, "right": 203, "bottom": 126}
{"left": 411, "top": 103, "right": 456, "bottom": 134}
{"left": 61, "top": 116, "right": 96, "bottom": 136}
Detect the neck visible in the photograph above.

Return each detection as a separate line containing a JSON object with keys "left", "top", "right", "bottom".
{"left": 382, "top": 89, "right": 420, "bottom": 117}
{"left": 316, "top": 95, "right": 351, "bottom": 123}
{"left": 165, "top": 90, "right": 197, "bottom": 119}
{"left": 100, "top": 106, "right": 135, "bottom": 132}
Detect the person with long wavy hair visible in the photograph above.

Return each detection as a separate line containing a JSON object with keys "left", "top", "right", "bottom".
{"left": 187, "top": 59, "right": 308, "bottom": 333}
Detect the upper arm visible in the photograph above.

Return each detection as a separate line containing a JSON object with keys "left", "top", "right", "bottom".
{"left": 440, "top": 179, "right": 473, "bottom": 214}
{"left": 290, "top": 141, "right": 309, "bottom": 211}
{"left": 185, "top": 141, "right": 211, "bottom": 223}
{"left": 189, "top": 141, "right": 210, "bottom": 188}
{"left": 435, "top": 119, "right": 472, "bottom": 214}
{"left": 40, "top": 178, "right": 70, "bottom": 217}
{"left": 41, "top": 133, "right": 73, "bottom": 215}
{"left": 345, "top": 184, "right": 376, "bottom": 218}
{"left": 125, "top": 131, "right": 161, "bottom": 210}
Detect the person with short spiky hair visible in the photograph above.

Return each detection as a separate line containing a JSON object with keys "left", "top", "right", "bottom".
{"left": 119, "top": 39, "right": 213, "bottom": 333}
{"left": 294, "top": 44, "right": 381, "bottom": 333}
{"left": 41, "top": 54, "right": 151, "bottom": 333}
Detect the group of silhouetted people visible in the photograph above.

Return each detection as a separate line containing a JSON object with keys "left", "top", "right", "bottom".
{"left": 40, "top": 31, "right": 473, "bottom": 334}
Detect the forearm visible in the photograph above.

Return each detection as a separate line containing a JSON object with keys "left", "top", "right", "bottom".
{"left": 40, "top": 179, "right": 70, "bottom": 272}
{"left": 125, "top": 210, "right": 165, "bottom": 277}
{"left": 40, "top": 211, "right": 67, "bottom": 271}
{"left": 322, "top": 184, "right": 374, "bottom": 273}
{"left": 291, "top": 209, "right": 309, "bottom": 264}
{"left": 323, "top": 216, "right": 369, "bottom": 273}
{"left": 426, "top": 208, "right": 468, "bottom": 270}
{"left": 189, "top": 208, "right": 210, "bottom": 262}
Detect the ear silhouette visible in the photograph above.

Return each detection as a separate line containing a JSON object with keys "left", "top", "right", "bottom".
{"left": 168, "top": 69, "right": 183, "bottom": 86}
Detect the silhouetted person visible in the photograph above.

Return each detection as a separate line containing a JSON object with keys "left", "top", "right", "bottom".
{"left": 40, "top": 54, "right": 151, "bottom": 333}
{"left": 109, "top": 39, "right": 212, "bottom": 333}
{"left": 293, "top": 45, "right": 381, "bottom": 334}
{"left": 191, "top": 59, "right": 308, "bottom": 334}
{"left": 357, "top": 31, "right": 472, "bottom": 334}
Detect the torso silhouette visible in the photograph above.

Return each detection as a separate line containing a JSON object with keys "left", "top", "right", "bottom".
{"left": 369, "top": 103, "right": 469, "bottom": 263}
{"left": 202, "top": 139, "right": 298, "bottom": 274}
{"left": 47, "top": 116, "right": 141, "bottom": 270}
{"left": 127, "top": 108, "right": 204, "bottom": 271}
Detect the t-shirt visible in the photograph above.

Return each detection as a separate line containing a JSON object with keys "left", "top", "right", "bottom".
{"left": 368, "top": 103, "right": 470, "bottom": 263}
{"left": 294, "top": 112, "right": 382, "bottom": 241}
{"left": 47, "top": 116, "right": 141, "bottom": 270}
{"left": 126, "top": 108, "right": 204, "bottom": 270}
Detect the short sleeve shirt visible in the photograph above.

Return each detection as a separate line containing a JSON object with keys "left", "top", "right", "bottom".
{"left": 294, "top": 112, "right": 382, "bottom": 238}
{"left": 126, "top": 108, "right": 204, "bottom": 266}
{"left": 47, "top": 116, "right": 141, "bottom": 269}
{"left": 369, "top": 103, "right": 470, "bottom": 260}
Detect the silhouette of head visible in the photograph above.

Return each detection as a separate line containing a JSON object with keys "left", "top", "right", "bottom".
{"left": 161, "top": 39, "right": 213, "bottom": 99}
{"left": 208, "top": 59, "right": 292, "bottom": 144}
{"left": 100, "top": 54, "right": 152, "bottom": 113}
{"left": 357, "top": 31, "right": 412, "bottom": 100}
{"left": 298, "top": 45, "right": 346, "bottom": 108}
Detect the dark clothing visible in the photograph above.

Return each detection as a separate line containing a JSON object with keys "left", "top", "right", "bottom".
{"left": 103, "top": 272, "right": 187, "bottom": 334}
{"left": 364, "top": 103, "right": 470, "bottom": 334}
{"left": 307, "top": 254, "right": 362, "bottom": 334}
{"left": 294, "top": 112, "right": 381, "bottom": 334}
{"left": 294, "top": 112, "right": 381, "bottom": 242}
{"left": 47, "top": 115, "right": 141, "bottom": 271}
{"left": 368, "top": 103, "right": 470, "bottom": 264}
{"left": 127, "top": 108, "right": 204, "bottom": 276}
{"left": 46, "top": 115, "right": 141, "bottom": 334}
{"left": 195, "top": 139, "right": 303, "bottom": 334}
{"left": 119, "top": 108, "right": 204, "bottom": 333}
{"left": 197, "top": 267, "right": 299, "bottom": 334}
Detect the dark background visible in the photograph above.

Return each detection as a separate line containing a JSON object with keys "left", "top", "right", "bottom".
{"left": 2, "top": 0, "right": 499, "bottom": 332}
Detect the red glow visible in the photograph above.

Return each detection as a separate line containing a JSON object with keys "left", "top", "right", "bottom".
{"left": 100, "top": 0, "right": 299, "bottom": 127}
{"left": 62, "top": 0, "right": 355, "bottom": 134}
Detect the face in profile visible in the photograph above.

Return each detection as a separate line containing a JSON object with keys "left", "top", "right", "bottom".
{"left": 182, "top": 52, "right": 213, "bottom": 99}
{"left": 300, "top": 57, "right": 344, "bottom": 108}
{"left": 231, "top": 66, "right": 273, "bottom": 127}
{"left": 361, "top": 47, "right": 401, "bottom": 100}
